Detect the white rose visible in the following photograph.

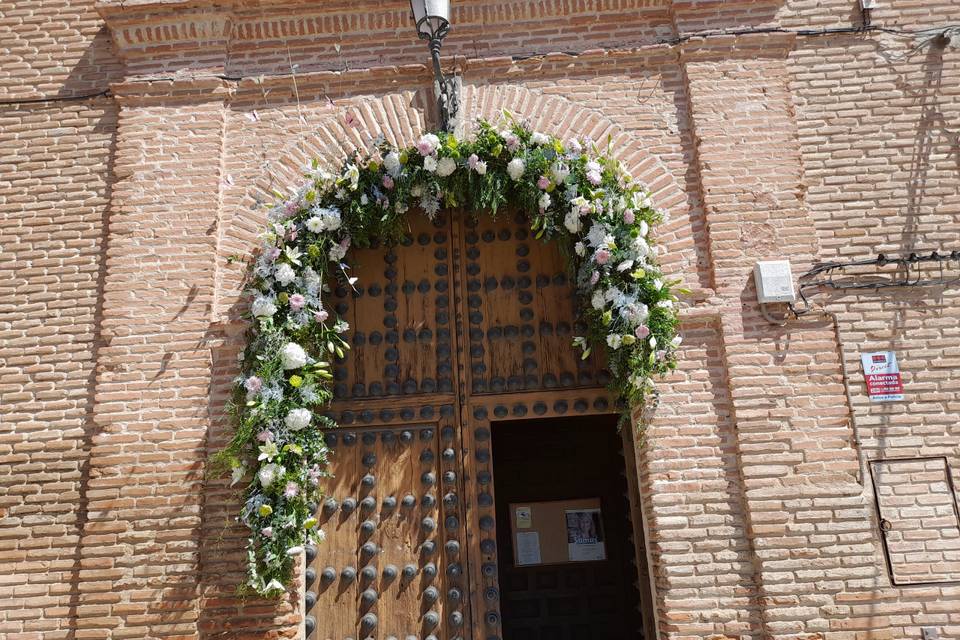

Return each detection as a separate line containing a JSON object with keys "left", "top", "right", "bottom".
{"left": 423, "top": 155, "right": 438, "bottom": 173}
{"left": 258, "top": 463, "right": 282, "bottom": 489}
{"left": 436, "top": 157, "right": 457, "bottom": 177}
{"left": 281, "top": 342, "right": 308, "bottom": 369}
{"left": 274, "top": 263, "right": 296, "bottom": 286}
{"left": 306, "top": 217, "right": 324, "bottom": 233}
{"left": 538, "top": 193, "right": 551, "bottom": 211}
{"left": 383, "top": 151, "right": 401, "bottom": 177}
{"left": 285, "top": 408, "right": 312, "bottom": 431}
{"left": 507, "top": 158, "right": 525, "bottom": 181}
{"left": 564, "top": 210, "right": 581, "bottom": 234}
{"left": 474, "top": 160, "right": 487, "bottom": 175}
{"left": 531, "top": 132, "right": 550, "bottom": 146}
{"left": 591, "top": 290, "right": 605, "bottom": 310}
{"left": 251, "top": 296, "right": 277, "bottom": 318}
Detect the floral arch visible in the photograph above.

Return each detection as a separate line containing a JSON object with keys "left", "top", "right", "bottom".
{"left": 217, "top": 115, "right": 682, "bottom": 596}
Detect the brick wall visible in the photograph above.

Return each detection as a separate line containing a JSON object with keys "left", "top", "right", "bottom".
{"left": 2, "top": 0, "right": 959, "bottom": 638}
{"left": 0, "top": 1, "right": 120, "bottom": 637}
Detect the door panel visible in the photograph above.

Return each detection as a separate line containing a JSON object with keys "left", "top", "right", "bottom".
{"left": 307, "top": 211, "right": 646, "bottom": 639}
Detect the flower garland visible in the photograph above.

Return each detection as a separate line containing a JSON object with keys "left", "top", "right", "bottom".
{"left": 217, "top": 118, "right": 682, "bottom": 597}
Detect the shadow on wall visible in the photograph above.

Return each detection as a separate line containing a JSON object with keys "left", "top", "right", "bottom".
{"left": 902, "top": 42, "right": 960, "bottom": 254}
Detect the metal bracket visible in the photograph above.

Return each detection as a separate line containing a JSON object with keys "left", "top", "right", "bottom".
{"left": 428, "top": 36, "right": 461, "bottom": 132}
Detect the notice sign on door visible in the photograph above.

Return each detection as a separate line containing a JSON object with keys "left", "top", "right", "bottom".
{"left": 860, "top": 351, "right": 904, "bottom": 402}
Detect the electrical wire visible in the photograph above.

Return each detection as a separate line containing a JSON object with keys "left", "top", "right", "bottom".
{"left": 790, "top": 249, "right": 960, "bottom": 317}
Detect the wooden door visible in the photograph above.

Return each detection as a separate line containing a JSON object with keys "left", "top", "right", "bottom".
{"left": 304, "top": 211, "right": 649, "bottom": 640}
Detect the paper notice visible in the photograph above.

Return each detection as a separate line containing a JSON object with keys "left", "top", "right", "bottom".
{"left": 515, "top": 531, "right": 542, "bottom": 566}
{"left": 565, "top": 508, "right": 607, "bottom": 562}
{"left": 515, "top": 506, "right": 532, "bottom": 529}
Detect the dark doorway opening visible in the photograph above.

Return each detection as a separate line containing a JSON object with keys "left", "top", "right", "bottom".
{"left": 492, "top": 415, "right": 645, "bottom": 640}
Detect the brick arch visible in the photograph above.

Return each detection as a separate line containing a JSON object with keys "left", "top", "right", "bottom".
{"left": 214, "top": 84, "right": 693, "bottom": 324}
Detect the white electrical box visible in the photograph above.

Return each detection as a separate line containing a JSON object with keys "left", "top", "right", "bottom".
{"left": 860, "top": 0, "right": 878, "bottom": 8}
{"left": 754, "top": 260, "right": 796, "bottom": 303}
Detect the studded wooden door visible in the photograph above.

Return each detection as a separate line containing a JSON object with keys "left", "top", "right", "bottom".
{"left": 304, "top": 211, "right": 651, "bottom": 640}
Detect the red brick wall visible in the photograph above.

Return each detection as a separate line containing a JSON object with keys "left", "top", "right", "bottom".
{"left": 3, "top": 0, "right": 959, "bottom": 638}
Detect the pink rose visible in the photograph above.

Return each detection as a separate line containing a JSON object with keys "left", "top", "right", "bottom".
{"left": 382, "top": 175, "right": 395, "bottom": 190}
{"left": 635, "top": 325, "right": 650, "bottom": 339}
{"left": 594, "top": 248, "right": 611, "bottom": 265}
{"left": 537, "top": 176, "right": 550, "bottom": 190}
{"left": 623, "top": 210, "right": 635, "bottom": 224}
{"left": 289, "top": 294, "right": 306, "bottom": 311}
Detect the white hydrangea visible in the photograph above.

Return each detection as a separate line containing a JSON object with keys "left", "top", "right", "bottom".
{"left": 507, "top": 158, "right": 525, "bottom": 181}
{"left": 620, "top": 301, "right": 649, "bottom": 325}
{"left": 586, "top": 223, "right": 612, "bottom": 249}
{"left": 308, "top": 206, "right": 341, "bottom": 232}
{"left": 274, "top": 263, "right": 296, "bottom": 286}
{"left": 281, "top": 342, "right": 308, "bottom": 369}
{"left": 436, "top": 157, "right": 457, "bottom": 177}
{"left": 531, "top": 132, "right": 551, "bottom": 146}
{"left": 302, "top": 266, "right": 321, "bottom": 294}
{"left": 258, "top": 463, "right": 283, "bottom": 489}
{"left": 251, "top": 296, "right": 277, "bottom": 318}
{"left": 383, "top": 151, "right": 401, "bottom": 177}
{"left": 284, "top": 408, "right": 311, "bottom": 431}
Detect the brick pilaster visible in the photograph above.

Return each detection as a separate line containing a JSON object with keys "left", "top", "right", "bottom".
{"left": 75, "top": 80, "right": 231, "bottom": 639}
